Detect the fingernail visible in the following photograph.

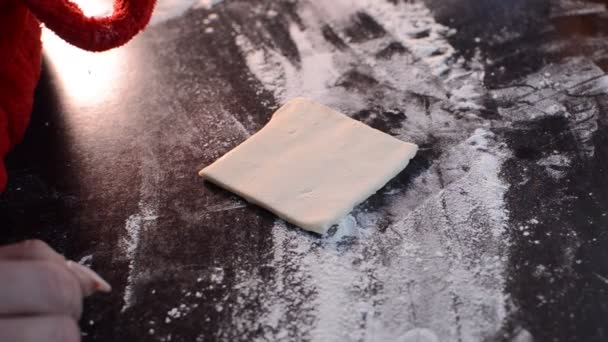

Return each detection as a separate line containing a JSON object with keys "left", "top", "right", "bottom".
{"left": 66, "top": 260, "right": 112, "bottom": 295}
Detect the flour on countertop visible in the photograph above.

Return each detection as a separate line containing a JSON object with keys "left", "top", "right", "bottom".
{"left": 550, "top": 0, "right": 607, "bottom": 18}
{"left": 151, "top": 0, "right": 224, "bottom": 25}
{"left": 225, "top": 128, "right": 510, "bottom": 341}
{"left": 78, "top": 254, "right": 93, "bottom": 267}
{"left": 538, "top": 154, "right": 572, "bottom": 180}
{"left": 102, "top": 0, "right": 608, "bottom": 340}
{"left": 121, "top": 200, "right": 159, "bottom": 312}
{"left": 354, "top": 0, "right": 486, "bottom": 111}
{"left": 226, "top": 0, "right": 511, "bottom": 340}
{"left": 492, "top": 57, "right": 605, "bottom": 159}
{"left": 121, "top": 144, "right": 161, "bottom": 312}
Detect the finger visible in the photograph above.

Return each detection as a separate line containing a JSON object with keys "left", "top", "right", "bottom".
{"left": 0, "top": 260, "right": 82, "bottom": 318}
{"left": 0, "top": 315, "right": 80, "bottom": 342}
{"left": 0, "top": 240, "right": 65, "bottom": 262}
{"left": 65, "top": 261, "right": 112, "bottom": 295}
{"left": 0, "top": 240, "right": 112, "bottom": 296}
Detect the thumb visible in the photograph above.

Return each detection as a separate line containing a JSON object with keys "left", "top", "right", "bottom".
{"left": 65, "top": 260, "right": 112, "bottom": 296}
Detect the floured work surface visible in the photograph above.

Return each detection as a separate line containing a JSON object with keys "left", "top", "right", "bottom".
{"left": 199, "top": 98, "right": 418, "bottom": 234}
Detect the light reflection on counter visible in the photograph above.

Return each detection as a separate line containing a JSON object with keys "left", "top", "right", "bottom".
{"left": 41, "top": 28, "right": 125, "bottom": 109}
{"left": 40, "top": 0, "right": 124, "bottom": 109}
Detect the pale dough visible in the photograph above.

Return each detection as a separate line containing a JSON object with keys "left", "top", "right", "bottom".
{"left": 199, "top": 97, "right": 418, "bottom": 234}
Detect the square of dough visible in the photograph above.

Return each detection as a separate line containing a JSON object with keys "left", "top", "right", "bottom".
{"left": 199, "top": 98, "right": 418, "bottom": 234}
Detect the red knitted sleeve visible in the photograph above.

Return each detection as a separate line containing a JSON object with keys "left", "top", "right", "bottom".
{"left": 0, "top": 108, "right": 10, "bottom": 191}
{"left": 25, "top": 0, "right": 156, "bottom": 52}
{"left": 0, "top": 7, "right": 42, "bottom": 192}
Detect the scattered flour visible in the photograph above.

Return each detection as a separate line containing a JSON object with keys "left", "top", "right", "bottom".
{"left": 78, "top": 254, "right": 93, "bottom": 267}
{"left": 53, "top": 0, "right": 607, "bottom": 340}
{"left": 234, "top": 128, "right": 508, "bottom": 341}
{"left": 401, "top": 328, "right": 439, "bottom": 342}
{"left": 226, "top": 1, "right": 511, "bottom": 340}
{"left": 538, "top": 154, "right": 572, "bottom": 180}
{"left": 210, "top": 267, "right": 225, "bottom": 283}
{"left": 354, "top": 0, "right": 486, "bottom": 110}
{"left": 150, "top": 0, "right": 224, "bottom": 26}
{"left": 121, "top": 144, "right": 161, "bottom": 312}
{"left": 550, "top": 0, "right": 607, "bottom": 18}
{"left": 121, "top": 200, "right": 159, "bottom": 312}
{"left": 235, "top": 24, "right": 346, "bottom": 107}
{"left": 493, "top": 57, "right": 605, "bottom": 158}
{"left": 166, "top": 304, "right": 192, "bottom": 320}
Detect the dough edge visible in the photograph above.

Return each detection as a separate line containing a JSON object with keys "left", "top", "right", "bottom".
{"left": 198, "top": 97, "right": 418, "bottom": 235}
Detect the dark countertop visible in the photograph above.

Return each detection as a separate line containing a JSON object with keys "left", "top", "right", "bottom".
{"left": 1, "top": 0, "right": 608, "bottom": 341}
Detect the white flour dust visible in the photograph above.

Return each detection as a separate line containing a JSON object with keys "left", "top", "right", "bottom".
{"left": 538, "top": 153, "right": 572, "bottom": 180}
{"left": 492, "top": 57, "right": 605, "bottom": 160}
{"left": 550, "top": 0, "right": 607, "bottom": 18}
{"left": 356, "top": 0, "right": 486, "bottom": 111}
{"left": 150, "top": 0, "right": 224, "bottom": 25}
{"left": 122, "top": 200, "right": 158, "bottom": 312}
{"left": 226, "top": 128, "right": 509, "bottom": 342}
{"left": 121, "top": 146, "right": 161, "bottom": 312}
{"left": 78, "top": 254, "right": 93, "bottom": 267}
{"left": 226, "top": 0, "right": 512, "bottom": 340}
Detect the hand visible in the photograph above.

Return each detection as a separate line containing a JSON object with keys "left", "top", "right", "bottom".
{"left": 0, "top": 240, "right": 111, "bottom": 342}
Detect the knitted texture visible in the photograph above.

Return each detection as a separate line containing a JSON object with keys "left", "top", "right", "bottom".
{"left": 0, "top": 0, "right": 155, "bottom": 191}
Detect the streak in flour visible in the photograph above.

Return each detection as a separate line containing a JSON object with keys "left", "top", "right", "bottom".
{"left": 122, "top": 201, "right": 158, "bottom": 312}
{"left": 121, "top": 148, "right": 161, "bottom": 312}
